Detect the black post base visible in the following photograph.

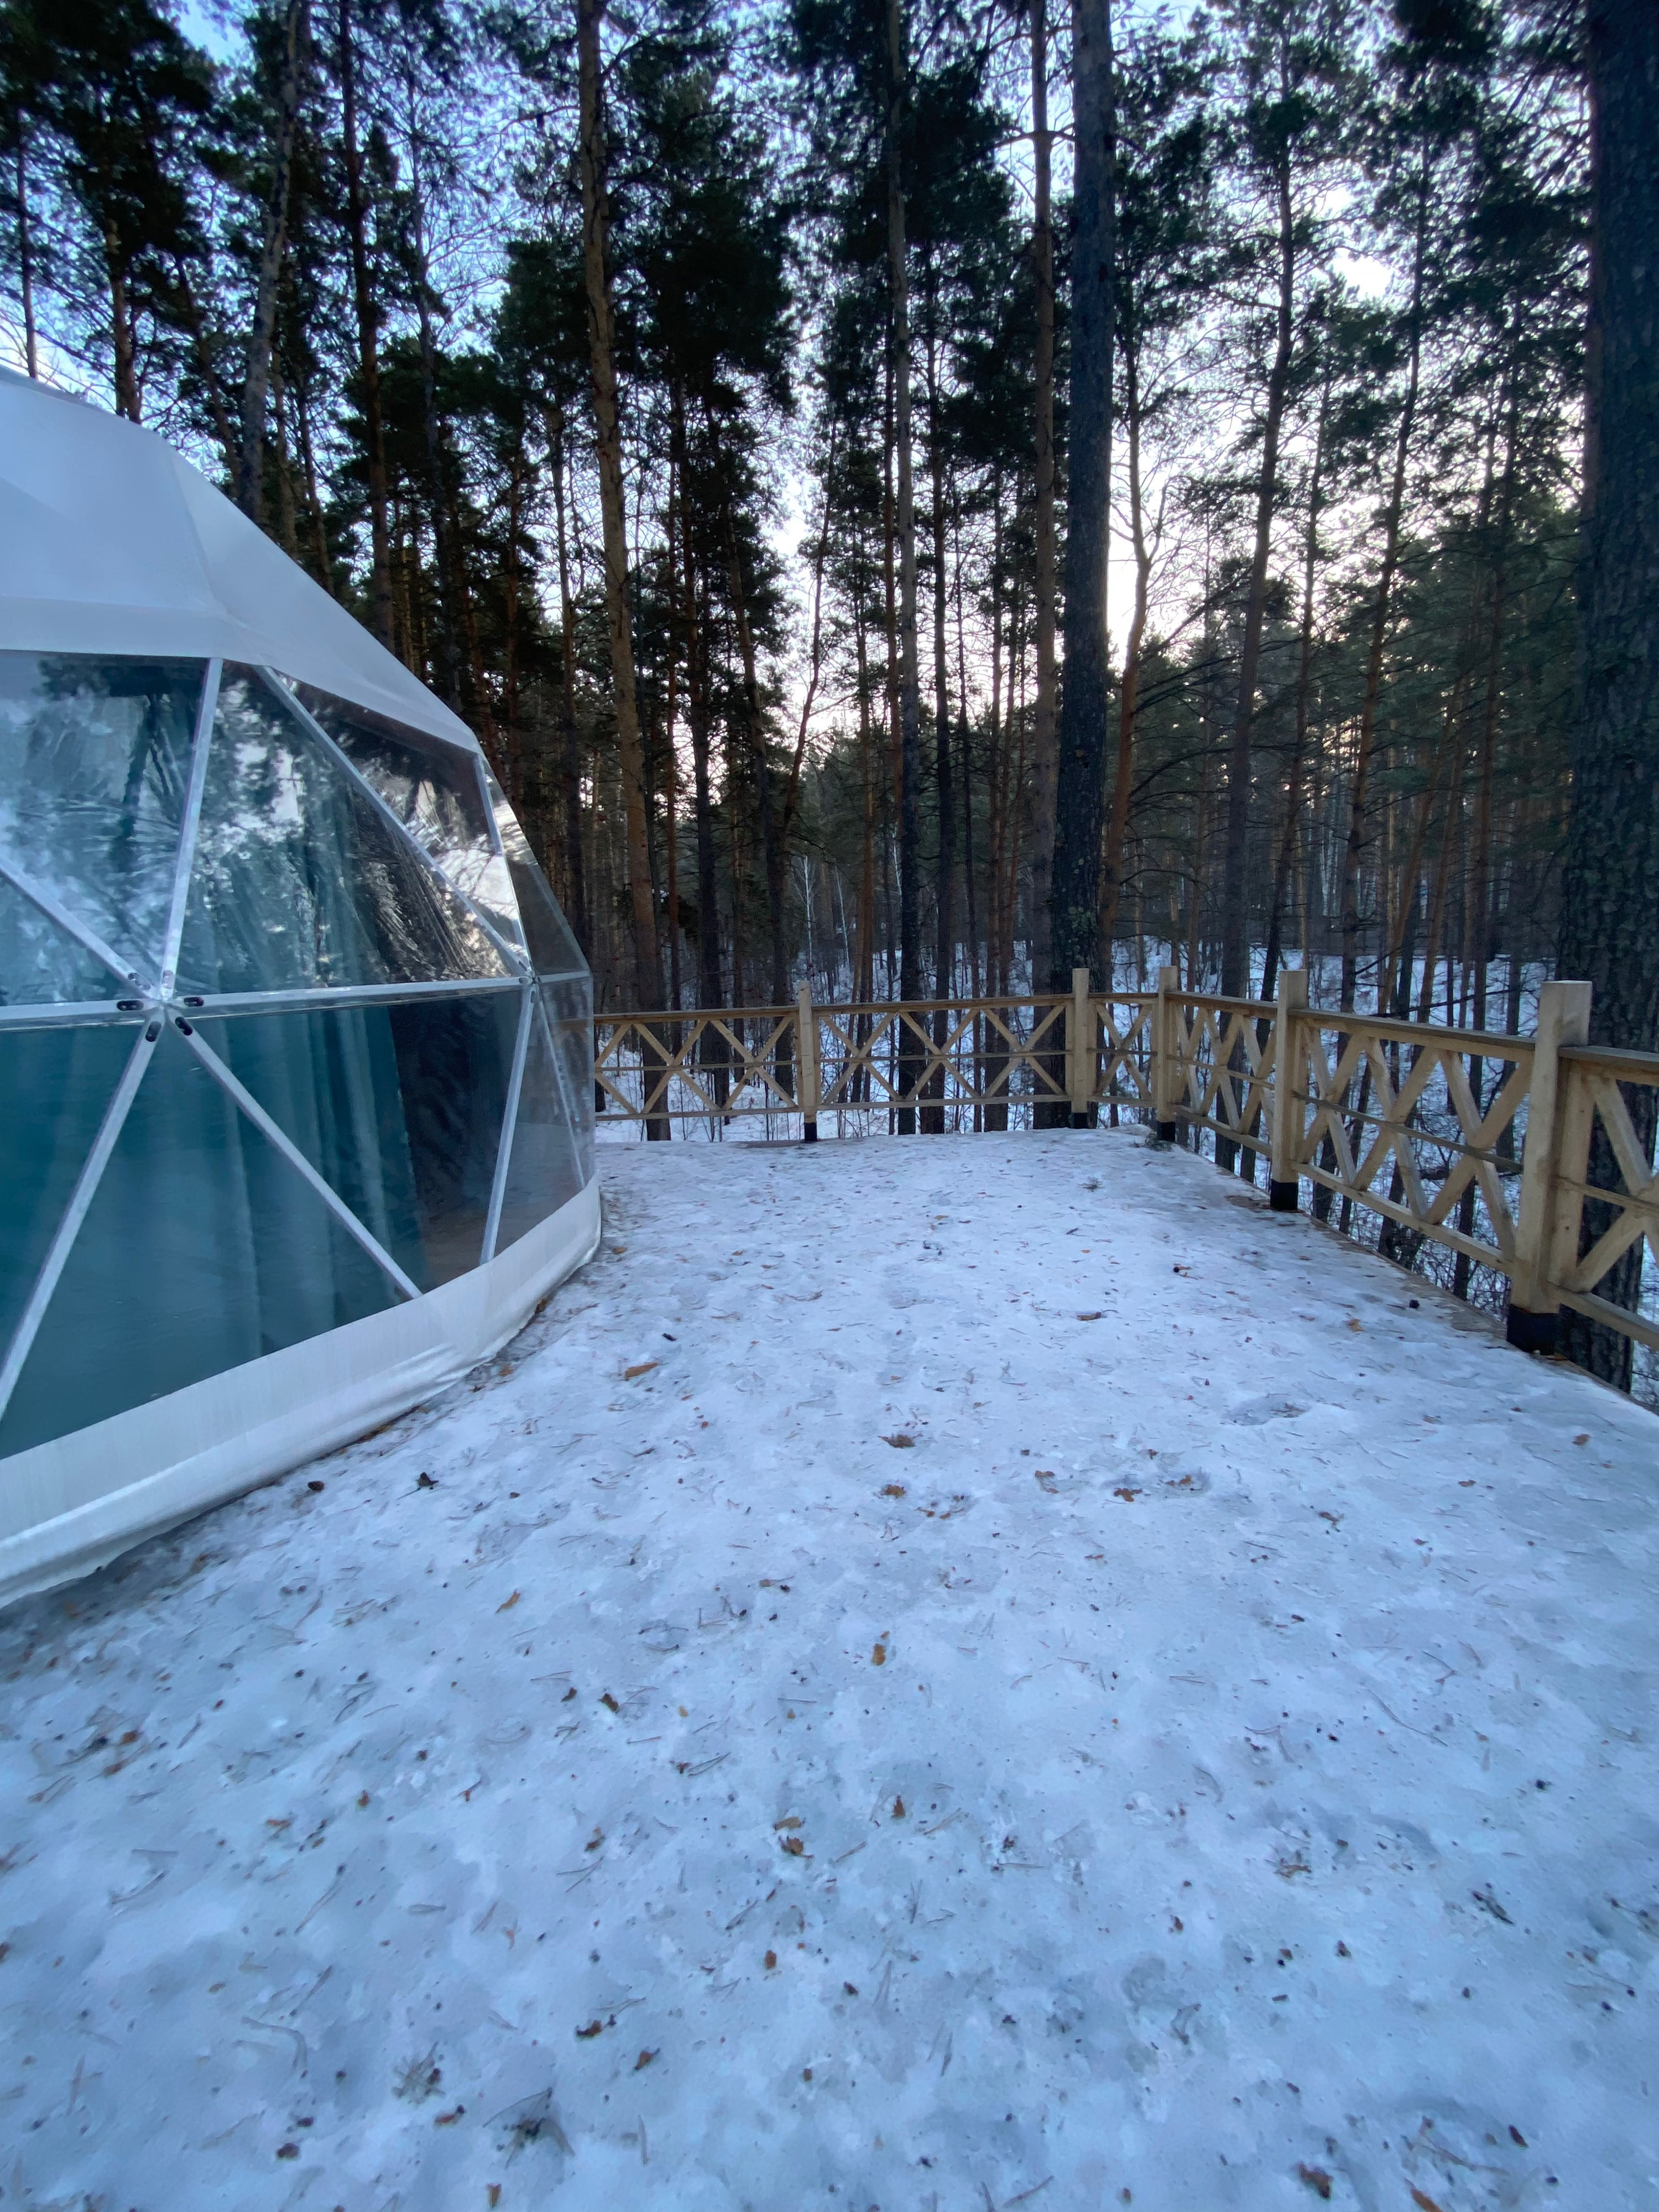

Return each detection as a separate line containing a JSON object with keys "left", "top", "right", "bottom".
{"left": 1505, "top": 1305, "right": 1558, "bottom": 1355}
{"left": 1070, "top": 1109, "right": 1090, "bottom": 1129}
{"left": 1155, "top": 1120, "right": 1178, "bottom": 1145}
{"left": 1269, "top": 1178, "right": 1299, "bottom": 1213}
{"left": 802, "top": 1119, "right": 818, "bottom": 1144}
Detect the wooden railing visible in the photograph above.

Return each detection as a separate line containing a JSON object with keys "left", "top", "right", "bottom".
{"left": 595, "top": 967, "right": 1659, "bottom": 1359}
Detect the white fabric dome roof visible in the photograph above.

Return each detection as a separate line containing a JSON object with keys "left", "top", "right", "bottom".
{"left": 0, "top": 364, "right": 477, "bottom": 754}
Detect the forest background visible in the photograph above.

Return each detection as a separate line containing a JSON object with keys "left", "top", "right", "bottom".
{"left": 0, "top": 0, "right": 1632, "bottom": 1067}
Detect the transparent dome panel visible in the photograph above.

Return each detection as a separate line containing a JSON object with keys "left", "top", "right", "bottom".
{"left": 0, "top": 1023, "right": 138, "bottom": 1362}
{"left": 0, "top": 1026, "right": 399, "bottom": 1460}
{"left": 540, "top": 970, "right": 596, "bottom": 1191}
{"left": 292, "top": 684, "right": 518, "bottom": 940}
{"left": 0, "top": 874, "right": 126, "bottom": 1005}
{"left": 494, "top": 998, "right": 587, "bottom": 1252}
{"left": 484, "top": 773, "right": 586, "bottom": 979}
{"left": 0, "top": 652, "right": 205, "bottom": 990}
{"left": 177, "top": 668, "right": 514, "bottom": 997}
{"left": 192, "top": 989, "right": 520, "bottom": 1292}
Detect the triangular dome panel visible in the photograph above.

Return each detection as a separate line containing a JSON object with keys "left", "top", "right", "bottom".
{"left": 0, "top": 1022, "right": 138, "bottom": 1361}
{"left": 190, "top": 990, "right": 521, "bottom": 1292}
{"left": 0, "top": 874, "right": 125, "bottom": 1005}
{"left": 493, "top": 1000, "right": 588, "bottom": 1254}
{"left": 295, "top": 684, "right": 518, "bottom": 937}
{"left": 177, "top": 667, "right": 515, "bottom": 997}
{"left": 0, "top": 652, "right": 206, "bottom": 989}
{"left": 0, "top": 1026, "right": 401, "bottom": 1459}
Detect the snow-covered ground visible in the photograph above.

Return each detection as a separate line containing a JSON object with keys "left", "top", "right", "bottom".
{"left": 3, "top": 1129, "right": 1657, "bottom": 2211}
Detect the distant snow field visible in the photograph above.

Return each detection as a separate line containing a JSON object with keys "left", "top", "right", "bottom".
{"left": 2, "top": 1130, "right": 1656, "bottom": 2211}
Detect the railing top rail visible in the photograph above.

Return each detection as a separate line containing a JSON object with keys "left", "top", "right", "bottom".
{"left": 1292, "top": 1008, "right": 1536, "bottom": 1058}
{"left": 1172, "top": 992, "right": 1274, "bottom": 1018}
{"left": 599, "top": 991, "right": 1159, "bottom": 1025}
{"left": 1558, "top": 1040, "right": 1659, "bottom": 1082}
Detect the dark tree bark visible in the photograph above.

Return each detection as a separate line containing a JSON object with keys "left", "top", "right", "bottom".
{"left": 547, "top": 404, "right": 589, "bottom": 953}
{"left": 1052, "top": 0, "right": 1114, "bottom": 998}
{"left": 1026, "top": 0, "right": 1059, "bottom": 1000}
{"left": 1557, "top": 0, "right": 1659, "bottom": 1387}
{"left": 577, "top": 0, "right": 665, "bottom": 1029}
{"left": 237, "top": 0, "right": 307, "bottom": 523}
{"left": 13, "top": 134, "right": 38, "bottom": 378}
{"left": 1217, "top": 142, "right": 1294, "bottom": 1003}
{"left": 885, "top": 0, "right": 923, "bottom": 1125}
{"left": 338, "top": 0, "right": 394, "bottom": 650}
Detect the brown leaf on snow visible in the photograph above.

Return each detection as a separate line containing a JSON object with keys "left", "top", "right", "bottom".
{"left": 575, "top": 2019, "right": 605, "bottom": 2039}
{"left": 883, "top": 1433, "right": 915, "bottom": 1449}
{"left": 892, "top": 1796, "right": 906, "bottom": 1819}
{"left": 1113, "top": 1488, "right": 1140, "bottom": 1503}
{"left": 624, "top": 1361, "right": 659, "bottom": 1380}
{"left": 780, "top": 1835, "right": 806, "bottom": 1856}
{"left": 1295, "top": 2166, "right": 1332, "bottom": 2200}
{"left": 871, "top": 1642, "right": 888, "bottom": 1666}
{"left": 1076, "top": 1311, "right": 1103, "bottom": 1321}
{"left": 497, "top": 1590, "right": 521, "bottom": 1613}
{"left": 764, "top": 1950, "right": 778, "bottom": 1970}
{"left": 599, "top": 1692, "right": 619, "bottom": 1712}
{"left": 1410, "top": 2191, "right": 1447, "bottom": 2212}
{"left": 881, "top": 1483, "right": 907, "bottom": 1497}
{"left": 774, "top": 1815, "right": 804, "bottom": 1830}
{"left": 634, "top": 2049, "right": 658, "bottom": 2070}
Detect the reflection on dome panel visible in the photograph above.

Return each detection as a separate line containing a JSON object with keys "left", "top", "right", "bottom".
{"left": 0, "top": 1026, "right": 400, "bottom": 1460}
{"left": 192, "top": 989, "right": 520, "bottom": 1293}
{"left": 0, "top": 651, "right": 205, "bottom": 989}
{"left": 493, "top": 1000, "right": 587, "bottom": 1254}
{"left": 294, "top": 683, "right": 518, "bottom": 940}
{"left": 0, "top": 1023, "right": 138, "bottom": 1360}
{"left": 485, "top": 773, "right": 585, "bottom": 979}
{"left": 177, "top": 667, "right": 513, "bottom": 996}
{"left": 539, "top": 971, "right": 596, "bottom": 1192}
{"left": 0, "top": 873, "right": 125, "bottom": 1005}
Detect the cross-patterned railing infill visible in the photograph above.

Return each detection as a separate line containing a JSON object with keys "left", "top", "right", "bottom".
{"left": 595, "top": 967, "right": 1659, "bottom": 1361}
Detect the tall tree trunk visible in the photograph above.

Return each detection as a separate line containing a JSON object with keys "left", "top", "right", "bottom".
{"left": 338, "top": 0, "right": 394, "bottom": 649}
{"left": 1218, "top": 142, "right": 1295, "bottom": 1001}
{"left": 929, "top": 327, "right": 954, "bottom": 1002}
{"left": 1340, "top": 168, "right": 1430, "bottom": 1009}
{"left": 1260, "top": 361, "right": 1332, "bottom": 1007}
{"left": 1557, "top": 3, "right": 1659, "bottom": 1384}
{"left": 925, "top": 318, "right": 953, "bottom": 1133}
{"left": 106, "top": 233, "right": 140, "bottom": 421}
{"left": 293, "top": 373, "right": 336, "bottom": 592}
{"left": 723, "top": 494, "right": 789, "bottom": 1013}
{"left": 1100, "top": 282, "right": 1147, "bottom": 982}
{"left": 547, "top": 405, "right": 589, "bottom": 953}
{"left": 1026, "top": 0, "right": 1060, "bottom": 999}
{"left": 577, "top": 0, "right": 665, "bottom": 1027}
{"left": 672, "top": 394, "right": 721, "bottom": 1022}
{"left": 885, "top": 0, "right": 923, "bottom": 1126}
{"left": 13, "top": 133, "right": 38, "bottom": 379}
{"left": 237, "top": 0, "right": 308, "bottom": 524}
{"left": 1052, "top": 0, "right": 1113, "bottom": 1012}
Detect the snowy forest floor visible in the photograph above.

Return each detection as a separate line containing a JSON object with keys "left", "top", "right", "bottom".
{"left": 3, "top": 1131, "right": 1657, "bottom": 2211}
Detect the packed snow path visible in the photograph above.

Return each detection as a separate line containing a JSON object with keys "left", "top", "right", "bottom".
{"left": 3, "top": 1131, "right": 1657, "bottom": 2211}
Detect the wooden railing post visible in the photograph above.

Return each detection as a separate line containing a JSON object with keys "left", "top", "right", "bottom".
{"left": 1152, "top": 964, "right": 1181, "bottom": 1141}
{"left": 796, "top": 982, "right": 820, "bottom": 1143}
{"left": 1269, "top": 964, "right": 1308, "bottom": 1212}
{"left": 1068, "top": 967, "right": 1094, "bottom": 1128}
{"left": 1506, "top": 977, "right": 1592, "bottom": 1352}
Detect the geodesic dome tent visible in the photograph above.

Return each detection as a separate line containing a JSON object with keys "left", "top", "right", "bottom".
{"left": 0, "top": 367, "right": 597, "bottom": 1607}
